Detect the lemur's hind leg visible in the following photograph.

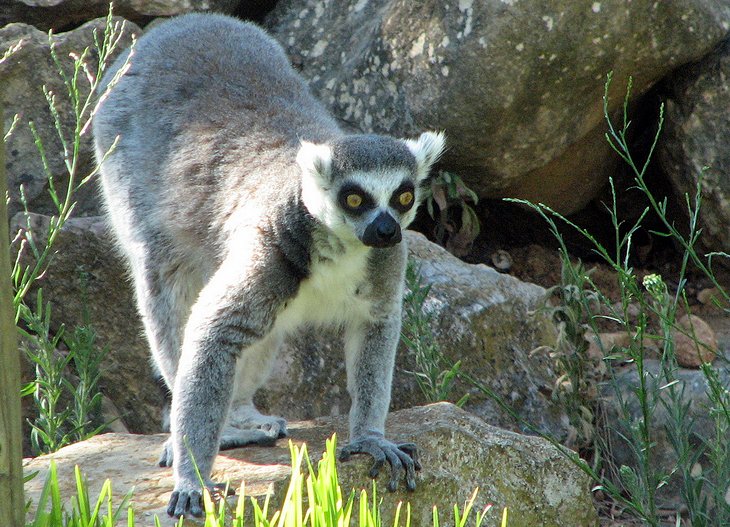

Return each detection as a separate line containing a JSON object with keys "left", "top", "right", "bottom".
{"left": 149, "top": 265, "right": 286, "bottom": 467}
{"left": 225, "top": 330, "right": 288, "bottom": 441}
{"left": 132, "top": 251, "right": 203, "bottom": 391}
{"left": 120, "top": 244, "right": 206, "bottom": 467}
{"left": 158, "top": 328, "right": 286, "bottom": 467}
{"left": 112, "top": 240, "right": 269, "bottom": 467}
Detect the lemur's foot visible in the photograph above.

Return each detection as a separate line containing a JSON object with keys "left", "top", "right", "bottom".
{"left": 157, "top": 425, "right": 279, "bottom": 467}
{"left": 167, "top": 480, "right": 234, "bottom": 518}
{"left": 158, "top": 437, "right": 174, "bottom": 467}
{"left": 339, "top": 434, "right": 420, "bottom": 491}
{"left": 227, "top": 404, "right": 288, "bottom": 439}
{"left": 219, "top": 427, "right": 278, "bottom": 449}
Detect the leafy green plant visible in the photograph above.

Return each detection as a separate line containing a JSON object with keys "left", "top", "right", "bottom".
{"left": 20, "top": 292, "right": 74, "bottom": 455}
{"left": 11, "top": 6, "right": 132, "bottom": 316}
{"left": 425, "top": 170, "right": 480, "bottom": 256}
{"left": 19, "top": 282, "right": 108, "bottom": 455}
{"left": 63, "top": 318, "right": 107, "bottom": 444}
{"left": 401, "top": 259, "right": 468, "bottom": 407}
{"left": 27, "top": 461, "right": 132, "bottom": 527}
{"left": 6, "top": 5, "right": 133, "bottom": 454}
{"left": 537, "top": 257, "right": 602, "bottom": 450}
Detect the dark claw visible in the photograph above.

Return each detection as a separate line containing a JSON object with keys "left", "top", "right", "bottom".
{"left": 166, "top": 491, "right": 179, "bottom": 517}
{"left": 397, "top": 443, "right": 421, "bottom": 470}
{"left": 158, "top": 439, "right": 173, "bottom": 467}
{"left": 369, "top": 460, "right": 384, "bottom": 479}
{"left": 189, "top": 490, "right": 203, "bottom": 517}
{"left": 169, "top": 489, "right": 200, "bottom": 518}
{"left": 394, "top": 447, "right": 417, "bottom": 491}
{"left": 382, "top": 447, "right": 402, "bottom": 492}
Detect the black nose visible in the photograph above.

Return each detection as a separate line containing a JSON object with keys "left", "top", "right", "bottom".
{"left": 376, "top": 219, "right": 397, "bottom": 239}
{"left": 362, "top": 212, "right": 402, "bottom": 247}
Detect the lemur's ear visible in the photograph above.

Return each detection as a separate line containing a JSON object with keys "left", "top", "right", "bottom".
{"left": 296, "top": 141, "right": 332, "bottom": 184}
{"left": 403, "top": 131, "right": 446, "bottom": 181}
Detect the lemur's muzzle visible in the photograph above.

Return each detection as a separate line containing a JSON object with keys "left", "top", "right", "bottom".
{"left": 362, "top": 212, "right": 402, "bottom": 248}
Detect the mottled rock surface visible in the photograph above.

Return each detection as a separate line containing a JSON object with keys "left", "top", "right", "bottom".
{"left": 1, "top": 17, "right": 139, "bottom": 219}
{"left": 672, "top": 314, "right": 719, "bottom": 368}
{"left": 659, "top": 39, "right": 730, "bottom": 256}
{"left": 396, "top": 232, "right": 564, "bottom": 436}
{"left": 267, "top": 0, "right": 730, "bottom": 213}
{"left": 24, "top": 403, "right": 599, "bottom": 526}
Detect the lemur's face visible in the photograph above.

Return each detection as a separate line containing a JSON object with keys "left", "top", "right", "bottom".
{"left": 298, "top": 132, "right": 445, "bottom": 248}
{"left": 335, "top": 171, "right": 415, "bottom": 247}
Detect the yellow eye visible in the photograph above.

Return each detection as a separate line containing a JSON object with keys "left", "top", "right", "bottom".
{"left": 346, "top": 194, "right": 363, "bottom": 208}
{"left": 398, "top": 191, "right": 414, "bottom": 207}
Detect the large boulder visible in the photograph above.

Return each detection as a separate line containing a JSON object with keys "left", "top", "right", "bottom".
{"left": 0, "top": 1, "right": 240, "bottom": 32}
{"left": 266, "top": 0, "right": 730, "bottom": 213}
{"left": 658, "top": 40, "right": 730, "bottom": 257}
{"left": 1, "top": 17, "right": 140, "bottom": 219}
{"left": 23, "top": 403, "right": 599, "bottom": 527}
{"left": 394, "top": 232, "right": 564, "bottom": 436}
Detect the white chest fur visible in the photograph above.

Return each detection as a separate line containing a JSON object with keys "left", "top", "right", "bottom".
{"left": 274, "top": 244, "right": 374, "bottom": 333}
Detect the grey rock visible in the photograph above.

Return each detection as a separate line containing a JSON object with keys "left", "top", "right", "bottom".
{"left": 23, "top": 403, "right": 599, "bottom": 526}
{"left": 659, "top": 39, "right": 730, "bottom": 257}
{"left": 266, "top": 0, "right": 730, "bottom": 213}
{"left": 600, "top": 357, "right": 730, "bottom": 508}
{"left": 1, "top": 18, "right": 140, "bottom": 219}
{"left": 1, "top": 1, "right": 240, "bottom": 32}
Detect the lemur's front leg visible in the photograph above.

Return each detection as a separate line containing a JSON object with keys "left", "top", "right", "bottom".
{"left": 166, "top": 252, "right": 296, "bottom": 518}
{"left": 340, "top": 313, "right": 420, "bottom": 491}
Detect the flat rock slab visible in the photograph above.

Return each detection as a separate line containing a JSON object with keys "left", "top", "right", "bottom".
{"left": 24, "top": 403, "right": 598, "bottom": 526}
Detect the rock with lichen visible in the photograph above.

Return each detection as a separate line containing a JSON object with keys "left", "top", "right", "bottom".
{"left": 23, "top": 403, "right": 599, "bottom": 526}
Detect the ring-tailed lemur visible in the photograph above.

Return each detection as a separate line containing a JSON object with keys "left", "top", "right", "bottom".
{"left": 93, "top": 13, "right": 445, "bottom": 518}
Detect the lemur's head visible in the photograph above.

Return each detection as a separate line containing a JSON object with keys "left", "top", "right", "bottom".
{"left": 297, "top": 132, "right": 445, "bottom": 248}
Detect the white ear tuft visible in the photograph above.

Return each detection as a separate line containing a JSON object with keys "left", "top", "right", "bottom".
{"left": 296, "top": 141, "right": 332, "bottom": 182}
{"left": 404, "top": 131, "right": 446, "bottom": 180}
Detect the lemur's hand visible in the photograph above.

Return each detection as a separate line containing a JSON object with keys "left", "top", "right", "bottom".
{"left": 167, "top": 481, "right": 234, "bottom": 518}
{"left": 339, "top": 434, "right": 420, "bottom": 491}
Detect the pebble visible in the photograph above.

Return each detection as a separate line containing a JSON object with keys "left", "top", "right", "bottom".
{"left": 672, "top": 314, "right": 718, "bottom": 368}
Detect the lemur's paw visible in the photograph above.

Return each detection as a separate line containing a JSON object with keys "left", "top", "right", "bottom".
{"left": 157, "top": 426, "right": 279, "bottom": 468}
{"left": 219, "top": 427, "right": 278, "bottom": 449}
{"left": 228, "top": 406, "right": 288, "bottom": 439}
{"left": 339, "top": 435, "right": 420, "bottom": 492}
{"left": 166, "top": 481, "right": 234, "bottom": 518}
{"left": 158, "top": 437, "right": 174, "bottom": 467}
{"left": 257, "top": 415, "right": 288, "bottom": 438}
